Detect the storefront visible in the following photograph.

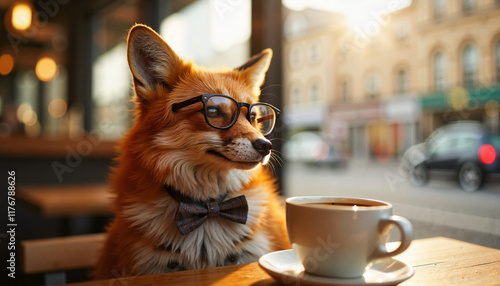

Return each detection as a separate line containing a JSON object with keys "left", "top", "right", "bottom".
{"left": 328, "top": 102, "right": 381, "bottom": 161}
{"left": 420, "top": 85, "right": 500, "bottom": 138}
{"left": 382, "top": 95, "right": 420, "bottom": 159}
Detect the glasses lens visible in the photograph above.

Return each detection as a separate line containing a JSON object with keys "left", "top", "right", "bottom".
{"left": 250, "top": 105, "right": 276, "bottom": 135}
{"left": 205, "top": 96, "right": 238, "bottom": 128}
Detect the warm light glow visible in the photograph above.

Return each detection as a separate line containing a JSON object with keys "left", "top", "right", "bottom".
{"left": 0, "top": 54, "right": 14, "bottom": 75}
{"left": 22, "top": 109, "right": 38, "bottom": 126}
{"left": 16, "top": 103, "right": 32, "bottom": 122}
{"left": 448, "top": 87, "right": 470, "bottom": 111}
{"left": 12, "top": 3, "right": 32, "bottom": 31}
{"left": 48, "top": 98, "right": 67, "bottom": 118}
{"left": 36, "top": 57, "right": 58, "bottom": 82}
{"left": 485, "top": 100, "right": 500, "bottom": 117}
{"left": 345, "top": 10, "right": 377, "bottom": 31}
{"left": 17, "top": 102, "right": 39, "bottom": 127}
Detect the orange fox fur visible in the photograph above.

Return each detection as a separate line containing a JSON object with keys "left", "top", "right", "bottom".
{"left": 94, "top": 24, "right": 290, "bottom": 279}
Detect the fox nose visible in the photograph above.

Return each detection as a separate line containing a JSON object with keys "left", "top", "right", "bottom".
{"left": 252, "top": 138, "right": 272, "bottom": 156}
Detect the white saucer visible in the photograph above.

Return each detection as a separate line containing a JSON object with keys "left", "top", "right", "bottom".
{"left": 258, "top": 250, "right": 414, "bottom": 286}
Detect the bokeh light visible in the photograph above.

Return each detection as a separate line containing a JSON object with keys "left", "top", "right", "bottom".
{"left": 22, "top": 109, "right": 38, "bottom": 126}
{"left": 0, "top": 54, "right": 14, "bottom": 75}
{"left": 36, "top": 57, "right": 58, "bottom": 82}
{"left": 48, "top": 98, "right": 68, "bottom": 118}
{"left": 485, "top": 100, "right": 499, "bottom": 118}
{"left": 11, "top": 3, "right": 32, "bottom": 31}
{"left": 16, "top": 102, "right": 39, "bottom": 127}
{"left": 16, "top": 103, "right": 32, "bottom": 122}
{"left": 312, "top": 141, "right": 330, "bottom": 161}
{"left": 447, "top": 87, "right": 469, "bottom": 111}
{"left": 478, "top": 144, "right": 496, "bottom": 165}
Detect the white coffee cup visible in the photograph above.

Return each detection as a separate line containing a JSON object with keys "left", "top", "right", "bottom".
{"left": 286, "top": 196, "right": 413, "bottom": 278}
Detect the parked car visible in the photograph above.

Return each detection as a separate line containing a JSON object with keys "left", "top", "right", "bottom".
{"left": 402, "top": 121, "right": 500, "bottom": 192}
{"left": 283, "top": 132, "right": 347, "bottom": 167}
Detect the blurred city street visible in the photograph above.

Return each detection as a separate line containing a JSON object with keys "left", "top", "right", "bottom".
{"left": 283, "top": 162, "right": 500, "bottom": 249}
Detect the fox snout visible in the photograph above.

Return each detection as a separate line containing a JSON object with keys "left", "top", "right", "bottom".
{"left": 252, "top": 138, "right": 272, "bottom": 157}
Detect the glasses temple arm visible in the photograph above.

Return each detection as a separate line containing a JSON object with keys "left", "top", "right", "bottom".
{"left": 172, "top": 96, "right": 203, "bottom": 112}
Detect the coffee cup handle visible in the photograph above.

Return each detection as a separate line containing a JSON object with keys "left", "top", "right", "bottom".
{"left": 372, "top": 215, "right": 413, "bottom": 259}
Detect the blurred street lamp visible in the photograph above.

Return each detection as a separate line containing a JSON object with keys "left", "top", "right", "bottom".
{"left": 11, "top": 2, "right": 33, "bottom": 31}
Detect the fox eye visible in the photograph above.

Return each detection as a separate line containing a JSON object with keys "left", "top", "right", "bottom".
{"left": 249, "top": 112, "right": 257, "bottom": 124}
{"left": 206, "top": 106, "right": 222, "bottom": 118}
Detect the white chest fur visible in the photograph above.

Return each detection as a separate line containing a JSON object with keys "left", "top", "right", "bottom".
{"left": 122, "top": 184, "right": 272, "bottom": 275}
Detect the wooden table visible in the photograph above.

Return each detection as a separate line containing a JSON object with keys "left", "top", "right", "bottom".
{"left": 18, "top": 184, "right": 113, "bottom": 217}
{"left": 66, "top": 237, "right": 500, "bottom": 285}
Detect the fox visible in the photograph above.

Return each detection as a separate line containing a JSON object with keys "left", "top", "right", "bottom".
{"left": 94, "top": 24, "right": 290, "bottom": 279}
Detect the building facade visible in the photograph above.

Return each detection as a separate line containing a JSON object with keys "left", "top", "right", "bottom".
{"left": 283, "top": 0, "right": 500, "bottom": 162}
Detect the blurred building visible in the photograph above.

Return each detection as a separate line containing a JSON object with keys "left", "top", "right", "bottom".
{"left": 282, "top": 9, "right": 343, "bottom": 133}
{"left": 283, "top": 0, "right": 500, "bottom": 162}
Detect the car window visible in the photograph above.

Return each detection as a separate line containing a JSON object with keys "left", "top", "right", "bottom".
{"left": 430, "top": 134, "right": 479, "bottom": 156}
{"left": 455, "top": 136, "right": 480, "bottom": 152}
{"left": 430, "top": 137, "right": 455, "bottom": 155}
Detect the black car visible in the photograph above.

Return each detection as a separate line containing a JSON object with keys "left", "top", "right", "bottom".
{"left": 402, "top": 121, "right": 500, "bottom": 192}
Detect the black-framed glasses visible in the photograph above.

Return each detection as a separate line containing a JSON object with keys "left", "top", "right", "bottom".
{"left": 172, "top": 94, "right": 281, "bottom": 136}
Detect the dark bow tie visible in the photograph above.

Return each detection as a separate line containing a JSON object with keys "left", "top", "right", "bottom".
{"left": 164, "top": 185, "right": 248, "bottom": 235}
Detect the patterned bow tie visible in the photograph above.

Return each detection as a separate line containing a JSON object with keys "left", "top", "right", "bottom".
{"left": 164, "top": 185, "right": 248, "bottom": 235}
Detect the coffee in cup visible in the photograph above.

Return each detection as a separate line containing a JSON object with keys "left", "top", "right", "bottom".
{"left": 286, "top": 196, "right": 413, "bottom": 278}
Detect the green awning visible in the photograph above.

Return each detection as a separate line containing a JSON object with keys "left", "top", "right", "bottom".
{"left": 421, "top": 85, "right": 500, "bottom": 111}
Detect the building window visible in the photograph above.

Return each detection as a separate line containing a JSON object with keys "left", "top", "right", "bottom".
{"left": 395, "top": 20, "right": 410, "bottom": 40}
{"left": 462, "top": 44, "right": 479, "bottom": 87}
{"left": 341, "top": 80, "right": 350, "bottom": 103}
{"left": 397, "top": 69, "right": 408, "bottom": 94}
{"left": 289, "top": 46, "right": 303, "bottom": 68}
{"left": 434, "top": 0, "right": 446, "bottom": 20}
{"left": 496, "top": 41, "right": 500, "bottom": 83}
{"left": 366, "top": 72, "right": 380, "bottom": 100}
{"left": 290, "top": 86, "right": 302, "bottom": 106}
{"left": 308, "top": 81, "right": 321, "bottom": 105}
{"left": 433, "top": 51, "right": 447, "bottom": 91}
{"left": 307, "top": 42, "right": 321, "bottom": 64}
{"left": 463, "top": 0, "right": 475, "bottom": 13}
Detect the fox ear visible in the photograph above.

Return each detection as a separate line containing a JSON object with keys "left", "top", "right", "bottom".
{"left": 236, "top": 49, "right": 272, "bottom": 88}
{"left": 127, "top": 24, "right": 184, "bottom": 101}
